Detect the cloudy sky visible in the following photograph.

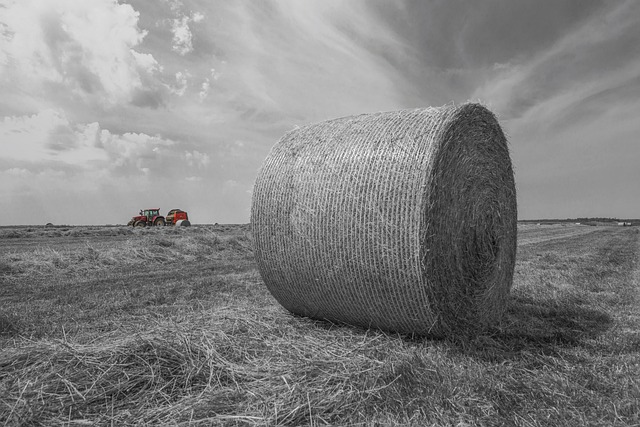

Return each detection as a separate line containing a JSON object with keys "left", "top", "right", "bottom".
{"left": 1, "top": 0, "right": 638, "bottom": 225}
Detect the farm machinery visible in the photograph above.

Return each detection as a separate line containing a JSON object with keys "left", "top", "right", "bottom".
{"left": 127, "top": 208, "right": 191, "bottom": 227}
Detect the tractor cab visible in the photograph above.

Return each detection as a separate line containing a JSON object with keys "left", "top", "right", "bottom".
{"left": 142, "top": 209, "right": 160, "bottom": 222}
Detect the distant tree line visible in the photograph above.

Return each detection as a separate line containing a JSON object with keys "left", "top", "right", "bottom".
{"left": 519, "top": 218, "right": 638, "bottom": 225}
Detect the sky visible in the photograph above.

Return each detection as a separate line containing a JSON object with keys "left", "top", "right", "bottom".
{"left": 0, "top": 0, "right": 639, "bottom": 225}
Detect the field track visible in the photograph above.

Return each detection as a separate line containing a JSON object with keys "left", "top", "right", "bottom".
{"left": 517, "top": 223, "right": 601, "bottom": 246}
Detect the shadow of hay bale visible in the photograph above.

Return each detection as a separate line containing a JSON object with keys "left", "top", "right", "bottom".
{"left": 461, "top": 294, "right": 613, "bottom": 362}
{"left": 504, "top": 294, "right": 612, "bottom": 340}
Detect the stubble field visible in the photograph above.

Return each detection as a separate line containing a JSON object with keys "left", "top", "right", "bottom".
{"left": 0, "top": 223, "right": 638, "bottom": 426}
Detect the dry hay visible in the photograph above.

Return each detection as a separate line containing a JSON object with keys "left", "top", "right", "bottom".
{"left": 251, "top": 103, "right": 517, "bottom": 337}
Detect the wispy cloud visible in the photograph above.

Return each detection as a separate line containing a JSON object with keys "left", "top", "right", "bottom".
{"left": 472, "top": 1, "right": 640, "bottom": 125}
{"left": 189, "top": 1, "right": 408, "bottom": 125}
{"left": 463, "top": 1, "right": 640, "bottom": 218}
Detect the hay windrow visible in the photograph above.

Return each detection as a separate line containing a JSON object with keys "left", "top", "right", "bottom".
{"left": 251, "top": 103, "right": 517, "bottom": 337}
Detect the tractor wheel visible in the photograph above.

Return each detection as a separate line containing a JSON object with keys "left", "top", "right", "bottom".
{"left": 134, "top": 220, "right": 146, "bottom": 227}
{"left": 154, "top": 218, "right": 166, "bottom": 226}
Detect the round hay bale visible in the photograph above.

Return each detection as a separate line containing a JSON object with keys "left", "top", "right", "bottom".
{"left": 251, "top": 103, "right": 517, "bottom": 337}
{"left": 176, "top": 220, "right": 191, "bottom": 227}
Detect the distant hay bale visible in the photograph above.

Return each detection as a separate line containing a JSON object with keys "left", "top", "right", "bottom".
{"left": 251, "top": 103, "right": 517, "bottom": 337}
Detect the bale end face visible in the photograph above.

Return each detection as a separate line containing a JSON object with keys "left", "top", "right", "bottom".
{"left": 251, "top": 103, "right": 516, "bottom": 337}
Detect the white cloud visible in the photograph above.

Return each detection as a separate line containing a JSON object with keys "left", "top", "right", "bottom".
{"left": 170, "top": 13, "right": 203, "bottom": 55}
{"left": 198, "top": 69, "right": 220, "bottom": 101}
{"left": 165, "top": 0, "right": 204, "bottom": 56}
{"left": 199, "top": 78, "right": 211, "bottom": 101}
{"left": 165, "top": 0, "right": 184, "bottom": 14}
{"left": 171, "top": 15, "right": 193, "bottom": 55}
{"left": 0, "top": 109, "right": 104, "bottom": 163}
{"left": 5, "top": 168, "right": 32, "bottom": 177}
{"left": 184, "top": 150, "right": 210, "bottom": 169}
{"left": 0, "top": 109, "right": 190, "bottom": 178}
{"left": 192, "top": 12, "right": 205, "bottom": 23}
{"left": 0, "top": 0, "right": 159, "bottom": 106}
{"left": 172, "top": 71, "right": 190, "bottom": 96}
{"left": 98, "top": 129, "right": 179, "bottom": 175}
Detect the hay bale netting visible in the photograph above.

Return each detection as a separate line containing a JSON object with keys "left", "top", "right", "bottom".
{"left": 251, "top": 103, "right": 517, "bottom": 337}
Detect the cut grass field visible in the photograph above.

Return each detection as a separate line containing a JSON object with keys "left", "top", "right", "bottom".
{"left": 1, "top": 223, "right": 639, "bottom": 426}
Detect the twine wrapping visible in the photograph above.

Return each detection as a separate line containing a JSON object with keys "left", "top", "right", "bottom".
{"left": 251, "top": 103, "right": 517, "bottom": 336}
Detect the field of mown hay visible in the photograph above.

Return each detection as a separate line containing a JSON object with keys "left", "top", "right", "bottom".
{"left": 1, "top": 223, "right": 639, "bottom": 426}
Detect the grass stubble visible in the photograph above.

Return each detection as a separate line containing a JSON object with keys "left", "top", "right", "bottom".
{"left": 0, "top": 224, "right": 639, "bottom": 426}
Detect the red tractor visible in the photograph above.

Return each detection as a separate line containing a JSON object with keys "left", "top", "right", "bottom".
{"left": 128, "top": 208, "right": 165, "bottom": 227}
{"left": 127, "top": 208, "right": 190, "bottom": 227}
